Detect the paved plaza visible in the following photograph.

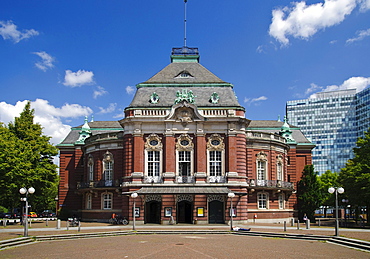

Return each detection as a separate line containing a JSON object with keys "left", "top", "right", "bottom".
{"left": 1, "top": 221, "right": 370, "bottom": 258}
{"left": 1, "top": 233, "right": 369, "bottom": 258}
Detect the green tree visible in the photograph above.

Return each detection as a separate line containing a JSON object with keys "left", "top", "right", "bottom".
{"left": 0, "top": 102, "right": 58, "bottom": 213}
{"left": 339, "top": 129, "right": 370, "bottom": 221}
{"left": 297, "top": 165, "right": 323, "bottom": 222}
{"left": 318, "top": 170, "right": 339, "bottom": 206}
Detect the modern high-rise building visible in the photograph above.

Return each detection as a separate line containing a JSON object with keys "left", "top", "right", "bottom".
{"left": 287, "top": 87, "right": 370, "bottom": 175}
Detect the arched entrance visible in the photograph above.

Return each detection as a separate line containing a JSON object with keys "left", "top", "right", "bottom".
{"left": 145, "top": 195, "right": 162, "bottom": 224}
{"left": 208, "top": 195, "right": 225, "bottom": 224}
{"left": 177, "top": 200, "right": 193, "bottom": 223}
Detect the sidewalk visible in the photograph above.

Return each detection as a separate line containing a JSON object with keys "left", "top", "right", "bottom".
{"left": 1, "top": 220, "right": 369, "bottom": 242}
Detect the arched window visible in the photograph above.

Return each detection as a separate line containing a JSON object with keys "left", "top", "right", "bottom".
{"left": 103, "top": 152, "right": 114, "bottom": 186}
{"left": 102, "top": 192, "right": 113, "bottom": 210}
{"left": 257, "top": 192, "right": 268, "bottom": 209}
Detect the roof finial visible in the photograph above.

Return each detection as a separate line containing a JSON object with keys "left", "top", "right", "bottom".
{"left": 184, "top": 0, "right": 188, "bottom": 47}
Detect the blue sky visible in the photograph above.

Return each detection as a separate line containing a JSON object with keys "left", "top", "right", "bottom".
{"left": 1, "top": 0, "right": 370, "bottom": 145}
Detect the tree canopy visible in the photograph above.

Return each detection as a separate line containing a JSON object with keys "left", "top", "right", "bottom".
{"left": 297, "top": 165, "right": 323, "bottom": 222}
{"left": 0, "top": 101, "right": 58, "bottom": 213}
{"left": 339, "top": 129, "right": 370, "bottom": 220}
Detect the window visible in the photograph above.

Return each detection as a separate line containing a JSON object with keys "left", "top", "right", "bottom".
{"left": 102, "top": 193, "right": 112, "bottom": 210}
{"left": 103, "top": 152, "right": 114, "bottom": 186}
{"left": 257, "top": 193, "right": 268, "bottom": 209}
{"left": 88, "top": 157, "right": 94, "bottom": 181}
{"left": 179, "top": 151, "right": 191, "bottom": 176}
{"left": 148, "top": 151, "right": 160, "bottom": 177}
{"left": 86, "top": 193, "right": 92, "bottom": 210}
{"left": 277, "top": 162, "right": 283, "bottom": 181}
{"left": 257, "top": 161, "right": 266, "bottom": 180}
{"left": 209, "top": 151, "right": 222, "bottom": 176}
{"left": 145, "top": 134, "right": 163, "bottom": 183}
{"left": 278, "top": 194, "right": 285, "bottom": 209}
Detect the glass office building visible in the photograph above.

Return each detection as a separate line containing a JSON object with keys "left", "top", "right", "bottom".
{"left": 286, "top": 88, "right": 370, "bottom": 174}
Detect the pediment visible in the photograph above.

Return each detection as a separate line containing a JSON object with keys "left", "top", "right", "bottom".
{"left": 166, "top": 101, "right": 205, "bottom": 124}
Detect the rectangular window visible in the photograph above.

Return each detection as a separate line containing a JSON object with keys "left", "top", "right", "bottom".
{"left": 258, "top": 193, "right": 267, "bottom": 209}
{"left": 102, "top": 193, "right": 112, "bottom": 210}
{"left": 148, "top": 151, "right": 160, "bottom": 177}
{"left": 104, "top": 161, "right": 113, "bottom": 181}
{"left": 209, "top": 151, "right": 222, "bottom": 176}
{"left": 278, "top": 194, "right": 284, "bottom": 209}
{"left": 88, "top": 163, "right": 94, "bottom": 181}
{"left": 257, "top": 161, "right": 266, "bottom": 180}
{"left": 179, "top": 151, "right": 191, "bottom": 176}
{"left": 277, "top": 163, "right": 283, "bottom": 181}
{"left": 86, "top": 194, "right": 92, "bottom": 210}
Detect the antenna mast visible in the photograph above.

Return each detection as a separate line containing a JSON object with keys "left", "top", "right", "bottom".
{"left": 184, "top": 0, "right": 187, "bottom": 47}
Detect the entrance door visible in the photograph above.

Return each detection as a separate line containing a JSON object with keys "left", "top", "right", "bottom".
{"left": 177, "top": 200, "right": 192, "bottom": 223}
{"left": 208, "top": 200, "right": 225, "bottom": 224}
{"left": 145, "top": 201, "right": 161, "bottom": 224}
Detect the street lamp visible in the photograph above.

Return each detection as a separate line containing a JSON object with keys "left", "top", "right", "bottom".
{"left": 328, "top": 187, "right": 344, "bottom": 236}
{"left": 19, "top": 187, "right": 35, "bottom": 237}
{"left": 131, "top": 192, "right": 138, "bottom": 231}
{"left": 228, "top": 192, "right": 235, "bottom": 231}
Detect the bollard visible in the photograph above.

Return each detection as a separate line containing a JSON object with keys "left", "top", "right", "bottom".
{"left": 291, "top": 218, "right": 294, "bottom": 227}
{"left": 3, "top": 219, "right": 6, "bottom": 227}
{"left": 78, "top": 221, "right": 81, "bottom": 232}
{"left": 284, "top": 221, "right": 287, "bottom": 232}
{"left": 318, "top": 218, "right": 320, "bottom": 227}
{"left": 29, "top": 219, "right": 31, "bottom": 227}
{"left": 297, "top": 220, "right": 300, "bottom": 230}
{"left": 306, "top": 219, "right": 310, "bottom": 229}
{"left": 57, "top": 219, "right": 61, "bottom": 229}
{"left": 46, "top": 218, "right": 48, "bottom": 226}
{"left": 66, "top": 221, "right": 69, "bottom": 230}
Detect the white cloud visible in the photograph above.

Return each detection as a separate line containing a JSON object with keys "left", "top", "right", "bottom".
{"left": 93, "top": 86, "right": 108, "bottom": 99}
{"left": 269, "top": 0, "right": 357, "bottom": 45}
{"left": 126, "top": 85, "right": 135, "bottom": 95}
{"left": 305, "top": 83, "right": 322, "bottom": 95}
{"left": 0, "top": 20, "right": 39, "bottom": 43}
{"left": 244, "top": 96, "right": 268, "bottom": 106}
{"left": 346, "top": 28, "right": 370, "bottom": 43}
{"left": 33, "top": 51, "right": 54, "bottom": 71}
{"left": 98, "top": 103, "right": 117, "bottom": 114}
{"left": 359, "top": 0, "right": 370, "bottom": 11}
{"left": 0, "top": 99, "right": 93, "bottom": 145}
{"left": 308, "top": 76, "right": 370, "bottom": 98}
{"left": 63, "top": 69, "right": 94, "bottom": 87}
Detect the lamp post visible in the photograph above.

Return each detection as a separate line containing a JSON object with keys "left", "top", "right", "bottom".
{"left": 19, "top": 187, "right": 35, "bottom": 237}
{"left": 131, "top": 192, "right": 138, "bottom": 231}
{"left": 328, "top": 187, "right": 344, "bottom": 236}
{"left": 228, "top": 192, "right": 235, "bottom": 231}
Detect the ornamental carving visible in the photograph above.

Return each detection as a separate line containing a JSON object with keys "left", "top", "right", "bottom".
{"left": 207, "top": 134, "right": 225, "bottom": 151}
{"left": 207, "top": 195, "right": 225, "bottom": 202}
{"left": 276, "top": 155, "right": 284, "bottom": 164}
{"left": 256, "top": 151, "right": 267, "bottom": 161}
{"left": 144, "top": 134, "right": 163, "bottom": 151}
{"left": 209, "top": 92, "right": 219, "bottom": 104}
{"left": 149, "top": 92, "right": 159, "bottom": 104}
{"left": 176, "top": 134, "right": 194, "bottom": 151}
{"left": 176, "top": 107, "right": 194, "bottom": 124}
{"left": 145, "top": 195, "right": 162, "bottom": 202}
{"left": 177, "top": 194, "right": 193, "bottom": 202}
{"left": 174, "top": 89, "right": 196, "bottom": 104}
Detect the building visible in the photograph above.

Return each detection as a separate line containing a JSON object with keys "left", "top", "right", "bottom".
{"left": 287, "top": 87, "right": 370, "bottom": 175}
{"left": 57, "top": 47, "right": 314, "bottom": 224}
